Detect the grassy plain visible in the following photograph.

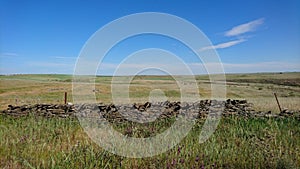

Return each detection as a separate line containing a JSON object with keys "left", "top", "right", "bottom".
{"left": 1, "top": 72, "right": 299, "bottom": 112}
{"left": 0, "top": 72, "right": 300, "bottom": 168}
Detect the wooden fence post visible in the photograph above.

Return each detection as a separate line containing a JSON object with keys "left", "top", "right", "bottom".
{"left": 274, "top": 93, "right": 282, "bottom": 112}
{"left": 64, "top": 92, "right": 67, "bottom": 104}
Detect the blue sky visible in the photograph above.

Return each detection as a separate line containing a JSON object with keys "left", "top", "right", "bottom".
{"left": 0, "top": 0, "right": 299, "bottom": 75}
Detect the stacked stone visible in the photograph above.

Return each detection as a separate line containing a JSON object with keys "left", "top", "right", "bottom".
{"left": 278, "top": 109, "right": 300, "bottom": 120}
{"left": 1, "top": 99, "right": 299, "bottom": 121}
{"left": 0, "top": 104, "right": 75, "bottom": 118}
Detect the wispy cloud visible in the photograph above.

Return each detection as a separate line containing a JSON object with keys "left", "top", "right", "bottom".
{"left": 28, "top": 62, "right": 71, "bottom": 67}
{"left": 0, "top": 52, "right": 18, "bottom": 57}
{"left": 200, "top": 18, "right": 264, "bottom": 51}
{"left": 225, "top": 18, "right": 264, "bottom": 37}
{"left": 54, "top": 56, "right": 77, "bottom": 59}
{"left": 200, "top": 39, "right": 246, "bottom": 51}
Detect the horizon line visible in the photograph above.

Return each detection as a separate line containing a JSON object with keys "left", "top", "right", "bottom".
{"left": 1, "top": 71, "right": 299, "bottom": 76}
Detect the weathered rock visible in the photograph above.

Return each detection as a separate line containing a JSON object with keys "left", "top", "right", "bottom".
{"left": 1, "top": 99, "right": 299, "bottom": 121}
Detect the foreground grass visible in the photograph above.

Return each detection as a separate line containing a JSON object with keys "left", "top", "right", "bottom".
{"left": 0, "top": 114, "right": 299, "bottom": 168}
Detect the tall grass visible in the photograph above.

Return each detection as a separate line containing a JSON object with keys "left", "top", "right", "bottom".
{"left": 1, "top": 114, "right": 299, "bottom": 168}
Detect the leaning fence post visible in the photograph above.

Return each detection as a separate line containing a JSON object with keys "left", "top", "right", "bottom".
{"left": 64, "top": 92, "right": 67, "bottom": 104}
{"left": 274, "top": 93, "right": 282, "bottom": 112}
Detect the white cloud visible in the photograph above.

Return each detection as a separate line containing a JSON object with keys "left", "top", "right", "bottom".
{"left": 0, "top": 52, "right": 18, "bottom": 57}
{"left": 225, "top": 18, "right": 264, "bottom": 37}
{"left": 199, "top": 18, "right": 264, "bottom": 51}
{"left": 200, "top": 39, "right": 246, "bottom": 51}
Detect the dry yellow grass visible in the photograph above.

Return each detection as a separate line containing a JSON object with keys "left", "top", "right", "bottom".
{"left": 1, "top": 73, "right": 299, "bottom": 112}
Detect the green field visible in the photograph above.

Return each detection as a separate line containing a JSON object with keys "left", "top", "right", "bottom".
{"left": 1, "top": 114, "right": 299, "bottom": 168}
{"left": 0, "top": 73, "right": 300, "bottom": 168}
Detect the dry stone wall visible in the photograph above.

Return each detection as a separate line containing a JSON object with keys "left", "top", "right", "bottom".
{"left": 1, "top": 99, "right": 299, "bottom": 122}
{"left": 1, "top": 104, "right": 75, "bottom": 118}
